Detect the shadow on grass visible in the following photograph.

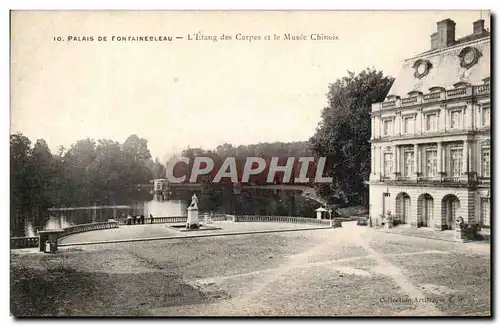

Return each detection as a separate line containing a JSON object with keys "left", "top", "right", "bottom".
{"left": 10, "top": 265, "right": 214, "bottom": 317}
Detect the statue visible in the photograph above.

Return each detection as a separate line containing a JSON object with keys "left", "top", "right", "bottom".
{"left": 186, "top": 193, "right": 200, "bottom": 229}
{"left": 190, "top": 193, "right": 199, "bottom": 209}
{"left": 455, "top": 216, "right": 466, "bottom": 241}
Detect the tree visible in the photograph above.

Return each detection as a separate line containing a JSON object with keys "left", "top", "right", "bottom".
{"left": 309, "top": 68, "right": 394, "bottom": 205}
{"left": 10, "top": 133, "right": 32, "bottom": 235}
{"left": 121, "top": 135, "right": 153, "bottom": 185}
{"left": 29, "top": 139, "right": 56, "bottom": 223}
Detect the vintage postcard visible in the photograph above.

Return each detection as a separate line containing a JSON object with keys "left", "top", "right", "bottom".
{"left": 10, "top": 10, "right": 491, "bottom": 317}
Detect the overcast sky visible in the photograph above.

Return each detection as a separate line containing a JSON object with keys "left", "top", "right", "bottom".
{"left": 11, "top": 10, "right": 490, "bottom": 161}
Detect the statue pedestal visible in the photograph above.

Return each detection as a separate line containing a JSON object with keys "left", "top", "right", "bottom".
{"left": 38, "top": 229, "right": 64, "bottom": 253}
{"left": 187, "top": 206, "right": 199, "bottom": 229}
{"left": 455, "top": 228, "right": 466, "bottom": 242}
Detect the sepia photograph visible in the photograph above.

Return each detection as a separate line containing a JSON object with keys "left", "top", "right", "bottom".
{"left": 9, "top": 10, "right": 491, "bottom": 317}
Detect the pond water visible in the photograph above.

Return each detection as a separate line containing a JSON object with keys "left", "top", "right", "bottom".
{"left": 24, "top": 195, "right": 189, "bottom": 236}
{"left": 21, "top": 188, "right": 319, "bottom": 237}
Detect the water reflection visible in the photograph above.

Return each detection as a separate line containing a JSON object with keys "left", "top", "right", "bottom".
{"left": 36, "top": 195, "right": 188, "bottom": 233}
{"left": 143, "top": 198, "right": 187, "bottom": 218}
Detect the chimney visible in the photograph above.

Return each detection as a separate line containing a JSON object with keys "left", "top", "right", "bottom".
{"left": 431, "top": 32, "right": 439, "bottom": 50}
{"left": 431, "top": 19, "right": 456, "bottom": 50}
{"left": 473, "top": 19, "right": 485, "bottom": 34}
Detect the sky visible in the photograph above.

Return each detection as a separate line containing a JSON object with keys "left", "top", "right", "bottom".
{"left": 11, "top": 10, "right": 490, "bottom": 161}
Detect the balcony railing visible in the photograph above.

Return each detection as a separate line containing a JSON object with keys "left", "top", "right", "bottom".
{"left": 401, "top": 97, "right": 418, "bottom": 105}
{"left": 422, "top": 92, "right": 442, "bottom": 102}
{"left": 381, "top": 100, "right": 397, "bottom": 108}
{"left": 373, "top": 84, "right": 490, "bottom": 112}
{"left": 442, "top": 176, "right": 469, "bottom": 184}
{"left": 376, "top": 173, "right": 480, "bottom": 186}
{"left": 475, "top": 84, "right": 490, "bottom": 96}
{"left": 478, "top": 177, "right": 490, "bottom": 185}
{"left": 396, "top": 175, "right": 413, "bottom": 182}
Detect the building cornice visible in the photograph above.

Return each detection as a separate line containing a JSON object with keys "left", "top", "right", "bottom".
{"left": 371, "top": 83, "right": 490, "bottom": 115}
{"left": 403, "top": 36, "right": 490, "bottom": 63}
{"left": 369, "top": 128, "right": 490, "bottom": 144}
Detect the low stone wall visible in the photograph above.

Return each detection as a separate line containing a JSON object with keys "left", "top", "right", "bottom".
{"left": 207, "top": 214, "right": 231, "bottom": 221}
{"left": 148, "top": 216, "right": 187, "bottom": 224}
{"left": 59, "top": 221, "right": 119, "bottom": 238}
{"left": 10, "top": 221, "right": 120, "bottom": 249}
{"left": 232, "top": 215, "right": 331, "bottom": 226}
{"left": 10, "top": 214, "right": 335, "bottom": 250}
{"left": 10, "top": 236, "right": 39, "bottom": 249}
{"left": 116, "top": 216, "right": 187, "bottom": 225}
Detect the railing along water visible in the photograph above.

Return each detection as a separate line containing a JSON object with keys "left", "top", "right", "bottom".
{"left": 10, "top": 236, "right": 39, "bottom": 249}
{"left": 232, "top": 215, "right": 331, "bottom": 226}
{"left": 10, "top": 221, "right": 119, "bottom": 249}
{"left": 11, "top": 212, "right": 336, "bottom": 250}
{"left": 60, "top": 221, "right": 119, "bottom": 238}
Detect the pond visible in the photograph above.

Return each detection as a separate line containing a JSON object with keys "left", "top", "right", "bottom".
{"left": 24, "top": 194, "right": 189, "bottom": 236}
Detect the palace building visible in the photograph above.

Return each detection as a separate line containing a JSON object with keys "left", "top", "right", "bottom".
{"left": 368, "top": 18, "right": 490, "bottom": 230}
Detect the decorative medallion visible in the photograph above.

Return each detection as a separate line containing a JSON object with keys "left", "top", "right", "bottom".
{"left": 413, "top": 59, "right": 432, "bottom": 79}
{"left": 458, "top": 47, "right": 481, "bottom": 69}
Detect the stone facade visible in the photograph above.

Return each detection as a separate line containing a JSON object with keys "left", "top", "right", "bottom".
{"left": 368, "top": 19, "right": 490, "bottom": 231}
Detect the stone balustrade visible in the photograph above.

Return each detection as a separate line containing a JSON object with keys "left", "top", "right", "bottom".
{"left": 10, "top": 236, "right": 39, "bottom": 249}
{"left": 10, "top": 213, "right": 337, "bottom": 250}
{"left": 232, "top": 215, "right": 331, "bottom": 226}
{"left": 59, "top": 221, "right": 119, "bottom": 238}
{"left": 372, "top": 84, "right": 490, "bottom": 112}
{"left": 116, "top": 216, "right": 187, "bottom": 225}
{"left": 209, "top": 214, "right": 231, "bottom": 221}
{"left": 146, "top": 216, "right": 187, "bottom": 224}
{"left": 377, "top": 173, "right": 479, "bottom": 187}
{"left": 10, "top": 221, "right": 119, "bottom": 249}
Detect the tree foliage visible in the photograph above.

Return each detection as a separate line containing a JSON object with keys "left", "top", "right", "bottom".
{"left": 309, "top": 69, "right": 394, "bottom": 204}
{"left": 10, "top": 133, "right": 159, "bottom": 236}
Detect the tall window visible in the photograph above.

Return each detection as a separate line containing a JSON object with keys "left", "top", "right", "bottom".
{"left": 481, "top": 146, "right": 490, "bottom": 177}
{"left": 404, "top": 151, "right": 414, "bottom": 177}
{"left": 480, "top": 198, "right": 490, "bottom": 227}
{"left": 450, "top": 110, "right": 462, "bottom": 129}
{"left": 383, "top": 119, "right": 393, "bottom": 136}
{"left": 426, "top": 149, "right": 437, "bottom": 177}
{"left": 425, "top": 113, "right": 437, "bottom": 131}
{"left": 384, "top": 153, "right": 393, "bottom": 176}
{"left": 482, "top": 107, "right": 490, "bottom": 127}
{"left": 424, "top": 196, "right": 434, "bottom": 226}
{"left": 450, "top": 148, "right": 463, "bottom": 176}
{"left": 403, "top": 116, "right": 414, "bottom": 134}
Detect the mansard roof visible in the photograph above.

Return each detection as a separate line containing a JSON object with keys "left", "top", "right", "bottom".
{"left": 386, "top": 35, "right": 490, "bottom": 98}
